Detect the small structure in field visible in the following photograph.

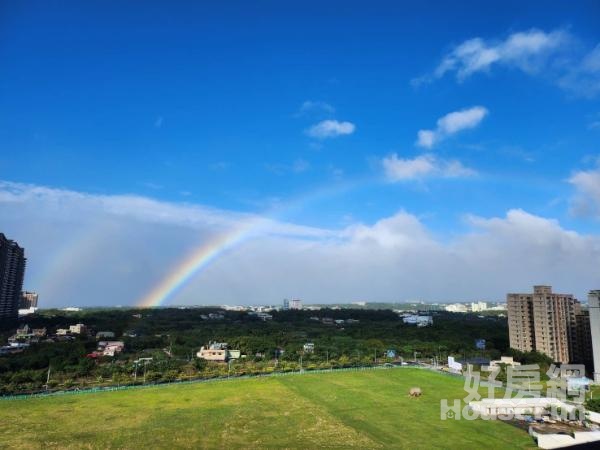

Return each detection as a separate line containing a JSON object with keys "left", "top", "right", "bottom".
{"left": 409, "top": 387, "right": 422, "bottom": 397}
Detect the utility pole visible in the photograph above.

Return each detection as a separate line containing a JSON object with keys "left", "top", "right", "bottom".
{"left": 299, "top": 354, "right": 303, "bottom": 372}
{"left": 45, "top": 365, "right": 51, "bottom": 391}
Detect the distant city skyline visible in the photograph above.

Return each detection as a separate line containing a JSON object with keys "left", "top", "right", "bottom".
{"left": 1, "top": 2, "right": 600, "bottom": 307}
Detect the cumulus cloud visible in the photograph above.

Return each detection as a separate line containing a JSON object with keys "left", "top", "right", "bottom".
{"left": 381, "top": 153, "right": 476, "bottom": 181}
{"left": 1, "top": 181, "right": 598, "bottom": 307}
{"left": 416, "top": 106, "right": 488, "bottom": 148}
{"left": 306, "top": 120, "right": 355, "bottom": 139}
{"left": 568, "top": 164, "right": 600, "bottom": 218}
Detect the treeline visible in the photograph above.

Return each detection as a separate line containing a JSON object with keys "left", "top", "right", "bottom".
{"left": 1, "top": 308, "right": 510, "bottom": 394}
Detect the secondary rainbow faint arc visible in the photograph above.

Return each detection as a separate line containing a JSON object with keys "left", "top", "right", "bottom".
{"left": 136, "top": 180, "right": 363, "bottom": 308}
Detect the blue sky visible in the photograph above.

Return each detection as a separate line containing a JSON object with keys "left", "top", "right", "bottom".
{"left": 1, "top": 2, "right": 600, "bottom": 306}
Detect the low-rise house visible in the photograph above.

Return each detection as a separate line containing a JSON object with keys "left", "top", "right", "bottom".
{"left": 0, "top": 343, "right": 29, "bottom": 355}
{"left": 484, "top": 356, "right": 521, "bottom": 371}
{"left": 402, "top": 315, "right": 433, "bottom": 327}
{"left": 8, "top": 325, "right": 47, "bottom": 344}
{"left": 249, "top": 311, "right": 273, "bottom": 321}
{"left": 321, "top": 317, "right": 334, "bottom": 325}
{"left": 96, "top": 331, "right": 115, "bottom": 339}
{"left": 228, "top": 350, "right": 241, "bottom": 359}
{"left": 69, "top": 324, "right": 87, "bottom": 335}
{"left": 56, "top": 328, "right": 69, "bottom": 336}
{"left": 303, "top": 342, "right": 315, "bottom": 353}
{"left": 98, "top": 341, "right": 125, "bottom": 357}
{"left": 32, "top": 328, "right": 47, "bottom": 337}
{"left": 196, "top": 342, "right": 239, "bottom": 362}
{"left": 208, "top": 313, "right": 225, "bottom": 320}
{"left": 18, "top": 307, "right": 38, "bottom": 316}
{"left": 14, "top": 324, "right": 31, "bottom": 338}
{"left": 334, "top": 319, "right": 345, "bottom": 325}
{"left": 346, "top": 319, "right": 360, "bottom": 324}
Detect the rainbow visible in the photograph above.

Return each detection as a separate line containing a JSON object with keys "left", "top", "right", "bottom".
{"left": 32, "top": 222, "right": 109, "bottom": 303}
{"left": 136, "top": 217, "right": 262, "bottom": 308}
{"left": 136, "top": 179, "right": 364, "bottom": 308}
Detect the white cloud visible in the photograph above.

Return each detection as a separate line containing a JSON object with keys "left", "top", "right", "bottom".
{"left": 297, "top": 101, "right": 335, "bottom": 116}
{"left": 306, "top": 120, "right": 356, "bottom": 139}
{"left": 431, "top": 28, "right": 570, "bottom": 82}
{"left": 154, "top": 116, "right": 164, "bottom": 128}
{"left": 2, "top": 181, "right": 599, "bottom": 307}
{"left": 381, "top": 153, "right": 476, "bottom": 181}
{"left": 264, "top": 159, "right": 311, "bottom": 175}
{"left": 417, "top": 28, "right": 600, "bottom": 98}
{"left": 416, "top": 106, "right": 488, "bottom": 148}
{"left": 292, "top": 159, "right": 310, "bottom": 173}
{"left": 568, "top": 164, "right": 600, "bottom": 218}
{"left": 416, "top": 130, "right": 436, "bottom": 149}
{"left": 559, "top": 44, "right": 600, "bottom": 98}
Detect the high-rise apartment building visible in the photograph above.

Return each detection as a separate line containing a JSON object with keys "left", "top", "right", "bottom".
{"left": 20, "top": 291, "right": 38, "bottom": 309}
{"left": 282, "top": 298, "right": 290, "bottom": 310}
{"left": 0, "top": 233, "right": 26, "bottom": 322}
{"left": 571, "top": 309, "right": 593, "bottom": 369}
{"left": 507, "top": 285, "right": 581, "bottom": 363}
{"left": 588, "top": 290, "right": 600, "bottom": 383}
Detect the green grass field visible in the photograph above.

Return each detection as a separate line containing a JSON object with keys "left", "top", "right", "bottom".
{"left": 0, "top": 368, "right": 534, "bottom": 449}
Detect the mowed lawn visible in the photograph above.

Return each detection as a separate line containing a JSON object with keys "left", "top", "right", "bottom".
{"left": 0, "top": 369, "right": 534, "bottom": 449}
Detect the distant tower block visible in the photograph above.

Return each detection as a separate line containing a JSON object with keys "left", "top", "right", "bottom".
{"left": 290, "top": 299, "right": 302, "bottom": 310}
{"left": 20, "top": 291, "right": 38, "bottom": 309}
{"left": 589, "top": 290, "right": 600, "bottom": 383}
{"left": 283, "top": 298, "right": 290, "bottom": 310}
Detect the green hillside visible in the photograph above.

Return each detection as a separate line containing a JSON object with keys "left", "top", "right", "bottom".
{"left": 0, "top": 369, "right": 534, "bottom": 449}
